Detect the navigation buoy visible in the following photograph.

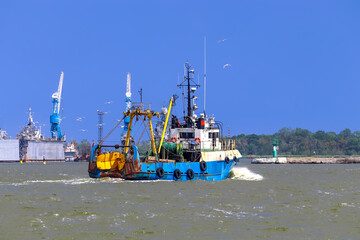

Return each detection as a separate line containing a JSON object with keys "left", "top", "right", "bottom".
{"left": 272, "top": 137, "right": 279, "bottom": 158}
{"left": 43, "top": 161, "right": 46, "bottom": 165}
{"left": 20, "top": 160, "right": 23, "bottom": 164}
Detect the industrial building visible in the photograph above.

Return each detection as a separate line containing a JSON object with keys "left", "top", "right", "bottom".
{"left": 0, "top": 129, "right": 19, "bottom": 162}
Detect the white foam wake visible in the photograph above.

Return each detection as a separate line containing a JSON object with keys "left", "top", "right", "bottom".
{"left": 24, "top": 178, "right": 97, "bottom": 185}
{"left": 230, "top": 167, "right": 263, "bottom": 181}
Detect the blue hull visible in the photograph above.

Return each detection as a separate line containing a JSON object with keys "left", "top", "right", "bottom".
{"left": 88, "top": 144, "right": 240, "bottom": 181}
{"left": 89, "top": 160, "right": 238, "bottom": 182}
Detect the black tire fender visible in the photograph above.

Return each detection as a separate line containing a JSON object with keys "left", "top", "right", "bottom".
{"left": 200, "top": 161, "right": 207, "bottom": 171}
{"left": 174, "top": 169, "right": 181, "bottom": 179}
{"left": 233, "top": 156, "right": 237, "bottom": 162}
{"left": 156, "top": 167, "right": 164, "bottom": 178}
{"left": 186, "top": 169, "right": 195, "bottom": 179}
{"left": 225, "top": 156, "right": 230, "bottom": 164}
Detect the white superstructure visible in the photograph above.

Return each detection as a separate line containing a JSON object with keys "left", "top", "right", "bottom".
{"left": 167, "top": 61, "right": 241, "bottom": 162}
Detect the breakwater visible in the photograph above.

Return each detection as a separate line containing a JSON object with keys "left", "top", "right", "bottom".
{"left": 252, "top": 157, "right": 360, "bottom": 164}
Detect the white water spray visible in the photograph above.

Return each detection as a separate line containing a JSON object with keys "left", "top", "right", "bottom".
{"left": 230, "top": 167, "right": 264, "bottom": 181}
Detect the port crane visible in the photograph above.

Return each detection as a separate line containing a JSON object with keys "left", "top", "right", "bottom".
{"left": 50, "top": 72, "right": 64, "bottom": 140}
{"left": 122, "top": 73, "right": 132, "bottom": 137}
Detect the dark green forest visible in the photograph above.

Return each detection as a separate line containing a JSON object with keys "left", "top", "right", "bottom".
{"left": 233, "top": 128, "right": 360, "bottom": 156}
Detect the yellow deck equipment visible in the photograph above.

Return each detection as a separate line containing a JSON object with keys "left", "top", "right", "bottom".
{"left": 96, "top": 152, "right": 125, "bottom": 170}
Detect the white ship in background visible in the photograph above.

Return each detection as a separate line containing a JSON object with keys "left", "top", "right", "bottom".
{"left": 64, "top": 142, "right": 78, "bottom": 161}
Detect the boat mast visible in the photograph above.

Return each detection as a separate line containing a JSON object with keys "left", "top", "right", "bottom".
{"left": 186, "top": 63, "right": 192, "bottom": 121}
{"left": 204, "top": 36, "right": 206, "bottom": 117}
{"left": 178, "top": 61, "right": 199, "bottom": 127}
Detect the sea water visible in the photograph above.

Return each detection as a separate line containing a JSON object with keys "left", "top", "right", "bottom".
{"left": 0, "top": 161, "right": 359, "bottom": 239}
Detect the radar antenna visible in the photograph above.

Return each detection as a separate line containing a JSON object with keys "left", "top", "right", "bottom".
{"left": 177, "top": 61, "right": 200, "bottom": 127}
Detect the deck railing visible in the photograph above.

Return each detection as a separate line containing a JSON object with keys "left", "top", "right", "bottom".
{"left": 220, "top": 139, "right": 236, "bottom": 150}
{"left": 131, "top": 102, "right": 152, "bottom": 111}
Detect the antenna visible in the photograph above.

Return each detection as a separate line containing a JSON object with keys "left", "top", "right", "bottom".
{"left": 177, "top": 61, "right": 199, "bottom": 126}
{"left": 97, "top": 110, "right": 106, "bottom": 144}
{"left": 204, "top": 36, "right": 207, "bottom": 116}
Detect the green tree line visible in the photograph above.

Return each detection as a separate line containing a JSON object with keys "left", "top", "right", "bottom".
{"left": 233, "top": 128, "right": 360, "bottom": 156}
{"left": 70, "top": 128, "right": 360, "bottom": 157}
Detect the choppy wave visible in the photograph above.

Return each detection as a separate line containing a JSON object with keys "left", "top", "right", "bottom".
{"left": 0, "top": 169, "right": 264, "bottom": 186}
{"left": 0, "top": 177, "right": 167, "bottom": 186}
{"left": 230, "top": 167, "right": 264, "bottom": 181}
{"left": 0, "top": 178, "right": 98, "bottom": 186}
{"left": 25, "top": 178, "right": 96, "bottom": 185}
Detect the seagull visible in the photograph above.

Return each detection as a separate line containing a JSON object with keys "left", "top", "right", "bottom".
{"left": 97, "top": 110, "right": 108, "bottom": 115}
{"left": 105, "top": 100, "right": 114, "bottom": 105}
{"left": 76, "top": 117, "right": 85, "bottom": 122}
{"left": 80, "top": 129, "right": 88, "bottom": 132}
{"left": 223, "top": 64, "right": 231, "bottom": 70}
{"left": 218, "top": 38, "right": 227, "bottom": 43}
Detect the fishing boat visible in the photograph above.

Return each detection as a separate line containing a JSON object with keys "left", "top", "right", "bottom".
{"left": 88, "top": 61, "right": 241, "bottom": 181}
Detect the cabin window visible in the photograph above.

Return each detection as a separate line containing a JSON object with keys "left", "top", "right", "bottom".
{"left": 180, "top": 132, "right": 195, "bottom": 139}
{"left": 209, "top": 132, "right": 219, "bottom": 138}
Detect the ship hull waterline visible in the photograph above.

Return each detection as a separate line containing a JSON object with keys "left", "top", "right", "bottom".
{"left": 89, "top": 154, "right": 239, "bottom": 182}
{"left": 89, "top": 161, "right": 238, "bottom": 181}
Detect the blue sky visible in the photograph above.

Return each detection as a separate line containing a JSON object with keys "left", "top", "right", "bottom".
{"left": 0, "top": 0, "right": 360, "bottom": 142}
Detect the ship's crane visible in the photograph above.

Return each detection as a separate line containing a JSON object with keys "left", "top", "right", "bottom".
{"left": 125, "top": 72, "right": 132, "bottom": 111}
{"left": 50, "top": 72, "right": 64, "bottom": 140}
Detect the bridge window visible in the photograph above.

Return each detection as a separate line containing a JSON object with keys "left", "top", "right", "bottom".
{"left": 209, "top": 132, "right": 219, "bottom": 138}
{"left": 180, "top": 132, "right": 194, "bottom": 139}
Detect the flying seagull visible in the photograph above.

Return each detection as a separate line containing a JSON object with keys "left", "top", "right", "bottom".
{"left": 218, "top": 38, "right": 227, "bottom": 43}
{"left": 105, "top": 100, "right": 114, "bottom": 105}
{"left": 223, "top": 64, "right": 231, "bottom": 69}
{"left": 76, "top": 117, "right": 85, "bottom": 122}
{"left": 80, "top": 129, "right": 88, "bottom": 132}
